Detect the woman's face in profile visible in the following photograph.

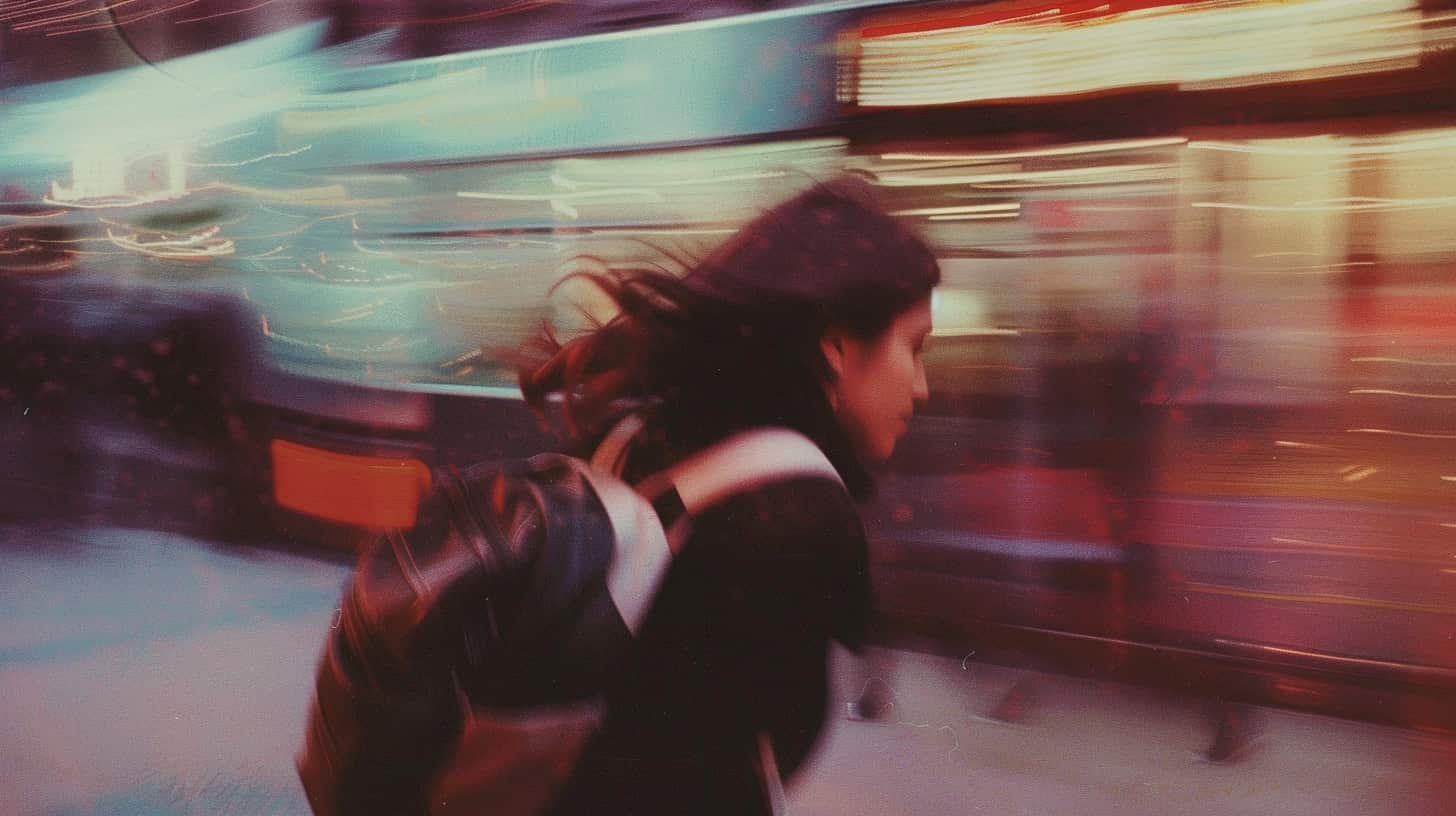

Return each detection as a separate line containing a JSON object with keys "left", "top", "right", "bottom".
{"left": 825, "top": 295, "right": 933, "bottom": 463}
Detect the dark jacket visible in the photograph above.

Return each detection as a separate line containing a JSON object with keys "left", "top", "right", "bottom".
{"left": 547, "top": 473, "right": 872, "bottom": 816}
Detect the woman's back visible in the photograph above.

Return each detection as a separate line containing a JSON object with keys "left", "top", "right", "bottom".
{"left": 549, "top": 472, "right": 869, "bottom": 816}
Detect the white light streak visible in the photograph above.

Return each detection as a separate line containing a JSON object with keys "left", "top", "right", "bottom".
{"left": 324, "top": 308, "right": 381, "bottom": 325}
{"left": 1271, "top": 537, "right": 1324, "bottom": 546}
{"left": 927, "top": 213, "right": 1021, "bottom": 221}
{"left": 106, "top": 226, "right": 234, "bottom": 259}
{"left": 879, "top": 137, "right": 1187, "bottom": 162}
{"left": 1347, "top": 428, "right": 1456, "bottom": 440}
{"left": 1191, "top": 199, "right": 1456, "bottom": 212}
{"left": 894, "top": 203, "right": 1021, "bottom": 217}
{"left": 873, "top": 164, "right": 1172, "bottom": 187}
{"left": 579, "top": 227, "right": 737, "bottom": 236}
{"left": 1195, "top": 125, "right": 1456, "bottom": 156}
{"left": 42, "top": 191, "right": 185, "bottom": 209}
{"left": 458, "top": 188, "right": 666, "bottom": 203}
{"left": 1349, "top": 389, "right": 1456, "bottom": 400}
{"left": 0, "top": 210, "right": 65, "bottom": 221}
{"left": 187, "top": 145, "right": 312, "bottom": 168}
{"left": 1341, "top": 466, "right": 1381, "bottom": 483}
{"left": 198, "top": 130, "right": 259, "bottom": 148}
{"left": 1275, "top": 441, "right": 1334, "bottom": 450}
{"left": 550, "top": 169, "right": 789, "bottom": 189}
{"left": 234, "top": 213, "right": 361, "bottom": 242}
{"left": 930, "top": 328, "right": 1020, "bottom": 337}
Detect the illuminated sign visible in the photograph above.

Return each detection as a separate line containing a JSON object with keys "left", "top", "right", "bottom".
{"left": 844, "top": 0, "right": 1429, "bottom": 108}
{"left": 276, "top": 6, "right": 851, "bottom": 165}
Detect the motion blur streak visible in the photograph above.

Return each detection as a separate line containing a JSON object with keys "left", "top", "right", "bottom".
{"left": 4, "top": 1, "right": 1456, "bottom": 814}
{"left": 846, "top": 0, "right": 1435, "bottom": 107}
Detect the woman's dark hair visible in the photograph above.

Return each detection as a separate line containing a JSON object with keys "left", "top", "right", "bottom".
{"left": 518, "top": 177, "right": 941, "bottom": 493}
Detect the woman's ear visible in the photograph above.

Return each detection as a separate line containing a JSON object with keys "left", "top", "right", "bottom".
{"left": 820, "top": 328, "right": 848, "bottom": 379}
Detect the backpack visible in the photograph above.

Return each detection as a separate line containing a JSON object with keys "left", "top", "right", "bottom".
{"left": 296, "top": 420, "right": 841, "bottom": 816}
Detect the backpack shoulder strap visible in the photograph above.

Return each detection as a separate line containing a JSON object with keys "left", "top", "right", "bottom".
{"left": 643, "top": 427, "right": 843, "bottom": 516}
{"left": 563, "top": 425, "right": 844, "bottom": 635}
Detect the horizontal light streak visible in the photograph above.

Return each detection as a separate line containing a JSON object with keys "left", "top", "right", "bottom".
{"left": 879, "top": 137, "right": 1187, "bottom": 163}
{"left": 106, "top": 228, "right": 234, "bottom": 259}
{"left": 1270, "top": 537, "right": 1323, "bottom": 547}
{"left": 176, "top": 0, "right": 285, "bottom": 25}
{"left": 1351, "top": 357, "right": 1456, "bottom": 367}
{"left": 851, "top": 0, "right": 1421, "bottom": 107}
{"left": 41, "top": 191, "right": 186, "bottom": 209}
{"left": 458, "top": 188, "right": 666, "bottom": 204}
{"left": 576, "top": 227, "right": 737, "bottom": 236}
{"left": 186, "top": 145, "right": 312, "bottom": 168}
{"left": 1347, "top": 429, "right": 1456, "bottom": 440}
{"left": 1350, "top": 389, "right": 1456, "bottom": 400}
{"left": 893, "top": 203, "right": 1021, "bottom": 217}
{"left": 1194, "top": 127, "right": 1456, "bottom": 157}
{"left": 0, "top": 210, "right": 66, "bottom": 221}
{"left": 873, "top": 163, "right": 1172, "bottom": 187}
{"left": 551, "top": 169, "right": 790, "bottom": 189}
{"left": 927, "top": 212, "right": 1021, "bottom": 221}
{"left": 930, "top": 328, "right": 1021, "bottom": 337}
{"left": 1193, "top": 196, "right": 1456, "bottom": 212}
{"left": 41, "top": 0, "right": 209, "bottom": 36}
{"left": 1187, "top": 582, "right": 1456, "bottom": 616}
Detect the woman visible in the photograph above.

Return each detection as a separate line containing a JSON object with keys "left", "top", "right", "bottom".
{"left": 519, "top": 178, "right": 940, "bottom": 815}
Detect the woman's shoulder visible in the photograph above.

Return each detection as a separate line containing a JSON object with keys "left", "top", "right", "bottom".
{"left": 687, "top": 474, "right": 865, "bottom": 557}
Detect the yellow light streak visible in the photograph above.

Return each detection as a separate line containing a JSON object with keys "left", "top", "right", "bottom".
{"left": 1351, "top": 357, "right": 1456, "bottom": 367}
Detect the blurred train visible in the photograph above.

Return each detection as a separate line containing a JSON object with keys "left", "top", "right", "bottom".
{"left": 3, "top": 0, "right": 1455, "bottom": 732}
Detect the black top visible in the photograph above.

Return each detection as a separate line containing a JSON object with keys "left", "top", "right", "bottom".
{"left": 547, "top": 475, "right": 872, "bottom": 816}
